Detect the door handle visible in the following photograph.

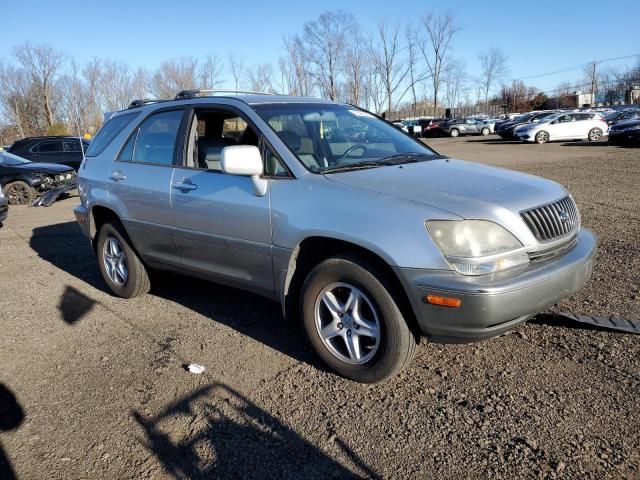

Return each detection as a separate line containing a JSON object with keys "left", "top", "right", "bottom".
{"left": 109, "top": 171, "right": 126, "bottom": 182}
{"left": 172, "top": 180, "right": 197, "bottom": 191}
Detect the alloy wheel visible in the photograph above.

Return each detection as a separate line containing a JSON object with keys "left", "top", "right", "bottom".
{"left": 314, "top": 282, "right": 381, "bottom": 365}
{"left": 5, "top": 184, "right": 31, "bottom": 205}
{"left": 102, "top": 236, "right": 128, "bottom": 286}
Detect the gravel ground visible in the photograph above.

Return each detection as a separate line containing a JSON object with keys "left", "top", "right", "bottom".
{"left": 0, "top": 137, "right": 638, "bottom": 479}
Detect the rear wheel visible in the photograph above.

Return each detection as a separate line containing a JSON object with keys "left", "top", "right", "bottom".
{"left": 481, "top": 127, "right": 490, "bottom": 136}
{"left": 301, "top": 254, "right": 417, "bottom": 383}
{"left": 3, "top": 181, "right": 36, "bottom": 205}
{"left": 588, "top": 128, "right": 603, "bottom": 142}
{"left": 450, "top": 128, "right": 460, "bottom": 137}
{"left": 535, "top": 131, "right": 549, "bottom": 144}
{"left": 96, "top": 221, "right": 150, "bottom": 298}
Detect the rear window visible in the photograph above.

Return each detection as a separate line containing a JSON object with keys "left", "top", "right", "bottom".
{"left": 85, "top": 112, "right": 140, "bottom": 157}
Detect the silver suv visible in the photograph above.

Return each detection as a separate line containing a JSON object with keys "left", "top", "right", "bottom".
{"left": 75, "top": 90, "right": 597, "bottom": 383}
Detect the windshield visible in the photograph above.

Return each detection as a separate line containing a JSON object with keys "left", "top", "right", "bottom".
{"left": 604, "top": 111, "right": 622, "bottom": 120}
{"left": 0, "top": 151, "right": 31, "bottom": 166}
{"left": 253, "top": 103, "right": 439, "bottom": 173}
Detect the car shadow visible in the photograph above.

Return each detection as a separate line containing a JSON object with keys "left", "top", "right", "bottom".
{"left": 30, "top": 222, "right": 315, "bottom": 365}
{"left": 530, "top": 312, "right": 637, "bottom": 334}
{"left": 559, "top": 141, "right": 610, "bottom": 147}
{"left": 132, "top": 382, "right": 381, "bottom": 479}
{"left": 0, "top": 384, "right": 24, "bottom": 480}
{"left": 465, "top": 138, "right": 522, "bottom": 144}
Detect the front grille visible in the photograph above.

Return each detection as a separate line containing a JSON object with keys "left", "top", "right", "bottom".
{"left": 521, "top": 196, "right": 580, "bottom": 242}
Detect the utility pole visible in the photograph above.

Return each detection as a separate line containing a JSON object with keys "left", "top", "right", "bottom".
{"left": 588, "top": 61, "right": 598, "bottom": 106}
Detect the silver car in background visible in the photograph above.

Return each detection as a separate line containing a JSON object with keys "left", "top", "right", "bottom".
{"left": 75, "top": 91, "right": 597, "bottom": 383}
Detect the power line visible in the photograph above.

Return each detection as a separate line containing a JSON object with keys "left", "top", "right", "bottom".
{"left": 517, "top": 53, "right": 640, "bottom": 81}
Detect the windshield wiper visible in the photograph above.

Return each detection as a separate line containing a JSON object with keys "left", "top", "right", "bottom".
{"left": 321, "top": 160, "right": 388, "bottom": 173}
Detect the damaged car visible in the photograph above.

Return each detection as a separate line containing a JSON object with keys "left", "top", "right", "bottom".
{"left": 0, "top": 150, "right": 77, "bottom": 205}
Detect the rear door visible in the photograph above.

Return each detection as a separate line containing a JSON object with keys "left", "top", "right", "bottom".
{"left": 31, "top": 139, "right": 65, "bottom": 165}
{"left": 107, "top": 108, "right": 185, "bottom": 268}
{"left": 171, "top": 105, "right": 274, "bottom": 295}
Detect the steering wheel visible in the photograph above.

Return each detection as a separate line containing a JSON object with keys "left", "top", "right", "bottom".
{"left": 340, "top": 144, "right": 369, "bottom": 159}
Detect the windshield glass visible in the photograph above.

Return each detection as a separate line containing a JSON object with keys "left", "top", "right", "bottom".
{"left": 604, "top": 111, "right": 622, "bottom": 120}
{"left": 0, "top": 151, "right": 31, "bottom": 166}
{"left": 253, "top": 103, "right": 438, "bottom": 173}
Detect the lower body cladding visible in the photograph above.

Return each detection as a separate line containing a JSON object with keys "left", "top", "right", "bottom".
{"left": 394, "top": 229, "right": 597, "bottom": 343}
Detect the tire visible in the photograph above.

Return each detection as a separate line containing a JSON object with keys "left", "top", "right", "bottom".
{"left": 300, "top": 253, "right": 417, "bottom": 383}
{"left": 535, "top": 130, "right": 549, "bottom": 144}
{"left": 96, "top": 221, "right": 150, "bottom": 298}
{"left": 481, "top": 127, "right": 490, "bottom": 136}
{"left": 588, "top": 128, "right": 603, "bottom": 142}
{"left": 3, "top": 181, "right": 36, "bottom": 205}
{"left": 450, "top": 128, "right": 460, "bottom": 137}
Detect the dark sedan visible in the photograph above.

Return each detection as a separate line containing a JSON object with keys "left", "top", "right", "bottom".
{"left": 7, "top": 136, "right": 89, "bottom": 171}
{"left": 608, "top": 119, "right": 640, "bottom": 146}
{"left": 0, "top": 191, "right": 7, "bottom": 224}
{"left": 603, "top": 109, "right": 640, "bottom": 127}
{"left": 0, "top": 150, "right": 77, "bottom": 205}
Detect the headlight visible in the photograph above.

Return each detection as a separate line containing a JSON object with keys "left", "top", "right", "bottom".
{"left": 426, "top": 220, "right": 529, "bottom": 275}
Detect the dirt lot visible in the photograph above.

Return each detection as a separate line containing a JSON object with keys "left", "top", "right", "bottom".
{"left": 0, "top": 137, "right": 638, "bottom": 479}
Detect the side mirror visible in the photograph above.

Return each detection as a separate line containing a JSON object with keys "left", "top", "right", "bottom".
{"left": 221, "top": 145, "right": 268, "bottom": 197}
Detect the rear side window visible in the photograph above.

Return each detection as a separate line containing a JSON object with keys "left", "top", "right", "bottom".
{"left": 85, "top": 112, "right": 140, "bottom": 157}
{"left": 63, "top": 140, "right": 81, "bottom": 152}
{"left": 131, "top": 110, "right": 184, "bottom": 165}
{"left": 35, "top": 140, "right": 62, "bottom": 153}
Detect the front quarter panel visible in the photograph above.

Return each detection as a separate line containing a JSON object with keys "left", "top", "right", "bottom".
{"left": 270, "top": 174, "right": 458, "bottom": 270}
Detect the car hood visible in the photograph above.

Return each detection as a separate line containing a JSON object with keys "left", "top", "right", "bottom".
{"left": 325, "top": 158, "right": 567, "bottom": 219}
{"left": 14, "top": 162, "right": 74, "bottom": 174}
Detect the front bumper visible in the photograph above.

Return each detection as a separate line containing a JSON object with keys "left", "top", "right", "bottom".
{"left": 74, "top": 204, "right": 91, "bottom": 238}
{"left": 608, "top": 131, "right": 640, "bottom": 145}
{"left": 394, "top": 228, "right": 597, "bottom": 343}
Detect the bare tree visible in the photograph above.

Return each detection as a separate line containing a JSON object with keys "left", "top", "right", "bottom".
{"left": 416, "top": 11, "right": 460, "bottom": 115}
{"left": 246, "top": 63, "right": 275, "bottom": 93}
{"left": 478, "top": 48, "right": 508, "bottom": 109}
{"left": 443, "top": 59, "right": 467, "bottom": 109}
{"left": 199, "top": 54, "right": 224, "bottom": 90}
{"left": 228, "top": 53, "right": 246, "bottom": 92}
{"left": 13, "top": 42, "right": 65, "bottom": 128}
{"left": 302, "top": 11, "right": 355, "bottom": 100}
{"left": 151, "top": 57, "right": 198, "bottom": 99}
{"left": 369, "top": 22, "right": 412, "bottom": 114}
{"left": 342, "top": 29, "right": 367, "bottom": 106}
{"left": 282, "top": 35, "right": 313, "bottom": 96}
{"left": 405, "top": 25, "right": 422, "bottom": 107}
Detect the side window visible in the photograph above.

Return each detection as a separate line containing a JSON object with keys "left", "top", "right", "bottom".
{"left": 85, "top": 112, "right": 140, "bottom": 157}
{"left": 263, "top": 144, "right": 289, "bottom": 178}
{"left": 557, "top": 115, "right": 571, "bottom": 123}
{"left": 186, "top": 109, "right": 259, "bottom": 171}
{"left": 118, "top": 133, "right": 137, "bottom": 162}
{"left": 36, "top": 141, "right": 62, "bottom": 153}
{"left": 63, "top": 140, "right": 81, "bottom": 152}
{"left": 131, "top": 110, "right": 184, "bottom": 165}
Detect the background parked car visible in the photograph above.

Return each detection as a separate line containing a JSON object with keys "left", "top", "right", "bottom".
{"left": 441, "top": 118, "right": 489, "bottom": 137}
{"left": 7, "top": 136, "right": 90, "bottom": 170}
{"left": 603, "top": 109, "right": 640, "bottom": 126}
{"left": 419, "top": 118, "right": 446, "bottom": 137}
{"left": 608, "top": 119, "right": 640, "bottom": 146}
{"left": 402, "top": 120, "right": 422, "bottom": 137}
{"left": 497, "top": 111, "right": 558, "bottom": 139}
{"left": 0, "top": 150, "right": 76, "bottom": 205}
{"left": 514, "top": 112, "right": 608, "bottom": 144}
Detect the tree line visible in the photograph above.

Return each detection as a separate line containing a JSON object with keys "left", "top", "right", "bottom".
{"left": 0, "top": 9, "right": 638, "bottom": 143}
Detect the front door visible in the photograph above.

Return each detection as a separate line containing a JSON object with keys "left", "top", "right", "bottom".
{"left": 548, "top": 114, "right": 574, "bottom": 140}
{"left": 107, "top": 108, "right": 185, "bottom": 268}
{"left": 171, "top": 107, "right": 274, "bottom": 295}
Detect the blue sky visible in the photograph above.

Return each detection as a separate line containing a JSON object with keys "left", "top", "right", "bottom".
{"left": 1, "top": 0, "right": 638, "bottom": 92}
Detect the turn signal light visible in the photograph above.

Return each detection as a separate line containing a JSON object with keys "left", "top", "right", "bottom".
{"left": 425, "top": 294, "right": 462, "bottom": 308}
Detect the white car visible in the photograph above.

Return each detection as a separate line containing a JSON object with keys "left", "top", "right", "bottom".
{"left": 514, "top": 112, "right": 608, "bottom": 144}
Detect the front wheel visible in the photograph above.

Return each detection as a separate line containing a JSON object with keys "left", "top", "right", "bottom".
{"left": 3, "top": 181, "right": 36, "bottom": 205}
{"left": 301, "top": 254, "right": 417, "bottom": 383}
{"left": 96, "top": 221, "right": 150, "bottom": 298}
{"left": 535, "top": 130, "right": 549, "bottom": 144}
{"left": 450, "top": 128, "right": 460, "bottom": 137}
{"left": 588, "top": 128, "right": 603, "bottom": 142}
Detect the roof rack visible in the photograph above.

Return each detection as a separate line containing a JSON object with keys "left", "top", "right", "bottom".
{"left": 174, "top": 89, "right": 280, "bottom": 100}
{"left": 128, "top": 99, "right": 163, "bottom": 109}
